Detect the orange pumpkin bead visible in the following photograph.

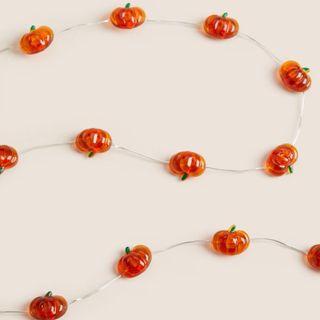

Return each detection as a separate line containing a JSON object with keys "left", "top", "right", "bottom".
{"left": 20, "top": 25, "right": 54, "bottom": 54}
{"left": 28, "top": 291, "right": 68, "bottom": 320}
{"left": 211, "top": 225, "right": 250, "bottom": 256}
{"left": 307, "top": 245, "right": 320, "bottom": 271}
{"left": 278, "top": 61, "right": 311, "bottom": 92}
{"left": 265, "top": 144, "right": 298, "bottom": 176}
{"left": 203, "top": 12, "right": 239, "bottom": 39}
{"left": 117, "top": 245, "right": 152, "bottom": 278}
{"left": 110, "top": 3, "right": 146, "bottom": 29}
{"left": 169, "top": 151, "right": 206, "bottom": 180}
{"left": 75, "top": 128, "right": 112, "bottom": 157}
{"left": 0, "top": 145, "right": 18, "bottom": 174}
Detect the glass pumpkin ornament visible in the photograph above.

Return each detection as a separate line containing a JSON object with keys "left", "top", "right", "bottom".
{"left": 0, "top": 145, "right": 18, "bottom": 174}
{"left": 278, "top": 61, "right": 311, "bottom": 92}
{"left": 168, "top": 151, "right": 206, "bottom": 180}
{"left": 265, "top": 144, "right": 298, "bottom": 176}
{"left": 28, "top": 291, "right": 68, "bottom": 320}
{"left": 20, "top": 25, "right": 54, "bottom": 54}
{"left": 110, "top": 3, "right": 146, "bottom": 29}
{"left": 211, "top": 225, "right": 250, "bottom": 255}
{"left": 203, "top": 12, "right": 239, "bottom": 39}
{"left": 75, "top": 128, "right": 112, "bottom": 157}
{"left": 117, "top": 245, "right": 152, "bottom": 278}
{"left": 307, "top": 245, "right": 320, "bottom": 271}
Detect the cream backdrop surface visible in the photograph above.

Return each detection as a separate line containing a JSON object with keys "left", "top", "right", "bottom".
{"left": 0, "top": 0, "right": 319, "bottom": 319}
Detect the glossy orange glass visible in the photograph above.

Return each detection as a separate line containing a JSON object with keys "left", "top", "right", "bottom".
{"left": 211, "top": 226, "right": 250, "bottom": 255}
{"left": 110, "top": 3, "right": 146, "bottom": 29}
{"left": 20, "top": 26, "right": 54, "bottom": 54}
{"left": 307, "top": 245, "right": 320, "bottom": 271}
{"left": 117, "top": 245, "right": 152, "bottom": 278}
{"left": 169, "top": 151, "right": 206, "bottom": 180}
{"left": 0, "top": 145, "right": 18, "bottom": 173}
{"left": 265, "top": 144, "right": 298, "bottom": 176}
{"left": 278, "top": 61, "right": 311, "bottom": 92}
{"left": 29, "top": 292, "right": 68, "bottom": 320}
{"left": 203, "top": 13, "right": 239, "bottom": 39}
{"left": 75, "top": 128, "right": 112, "bottom": 157}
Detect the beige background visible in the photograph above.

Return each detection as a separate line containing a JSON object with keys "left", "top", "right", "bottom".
{"left": 0, "top": 0, "right": 319, "bottom": 319}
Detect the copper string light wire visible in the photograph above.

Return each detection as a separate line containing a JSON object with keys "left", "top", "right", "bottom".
{"left": 2, "top": 19, "right": 306, "bottom": 174}
{"left": 0, "top": 236, "right": 306, "bottom": 314}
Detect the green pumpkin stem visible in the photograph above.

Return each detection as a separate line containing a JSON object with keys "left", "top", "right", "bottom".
{"left": 125, "top": 3, "right": 131, "bottom": 8}
{"left": 288, "top": 165, "right": 293, "bottom": 174}
{"left": 0, "top": 167, "right": 4, "bottom": 174}
{"left": 181, "top": 173, "right": 188, "bottom": 181}
{"left": 88, "top": 151, "right": 95, "bottom": 158}
{"left": 228, "top": 225, "right": 236, "bottom": 233}
{"left": 30, "top": 25, "right": 36, "bottom": 31}
{"left": 45, "top": 291, "right": 53, "bottom": 297}
{"left": 302, "top": 67, "right": 310, "bottom": 73}
{"left": 125, "top": 247, "right": 131, "bottom": 254}
{"left": 222, "top": 12, "right": 229, "bottom": 18}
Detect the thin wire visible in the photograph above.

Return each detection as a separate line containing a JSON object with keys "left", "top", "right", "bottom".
{"left": 292, "top": 93, "right": 306, "bottom": 146}
{"left": 147, "top": 18, "right": 198, "bottom": 28}
{"left": 154, "top": 240, "right": 210, "bottom": 255}
{"left": 58, "top": 19, "right": 109, "bottom": 34}
{"left": 237, "top": 32, "right": 282, "bottom": 65}
{"left": 69, "top": 275, "right": 121, "bottom": 305}
{"left": 251, "top": 237, "right": 306, "bottom": 255}
{"left": 206, "top": 166, "right": 264, "bottom": 173}
{"left": 112, "top": 144, "right": 168, "bottom": 165}
{"left": 19, "top": 142, "right": 73, "bottom": 155}
{"left": 0, "top": 311, "right": 26, "bottom": 315}
{"left": 0, "top": 47, "right": 11, "bottom": 53}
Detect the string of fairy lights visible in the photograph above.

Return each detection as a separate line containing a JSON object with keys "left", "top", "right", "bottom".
{"left": 0, "top": 3, "right": 314, "bottom": 320}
